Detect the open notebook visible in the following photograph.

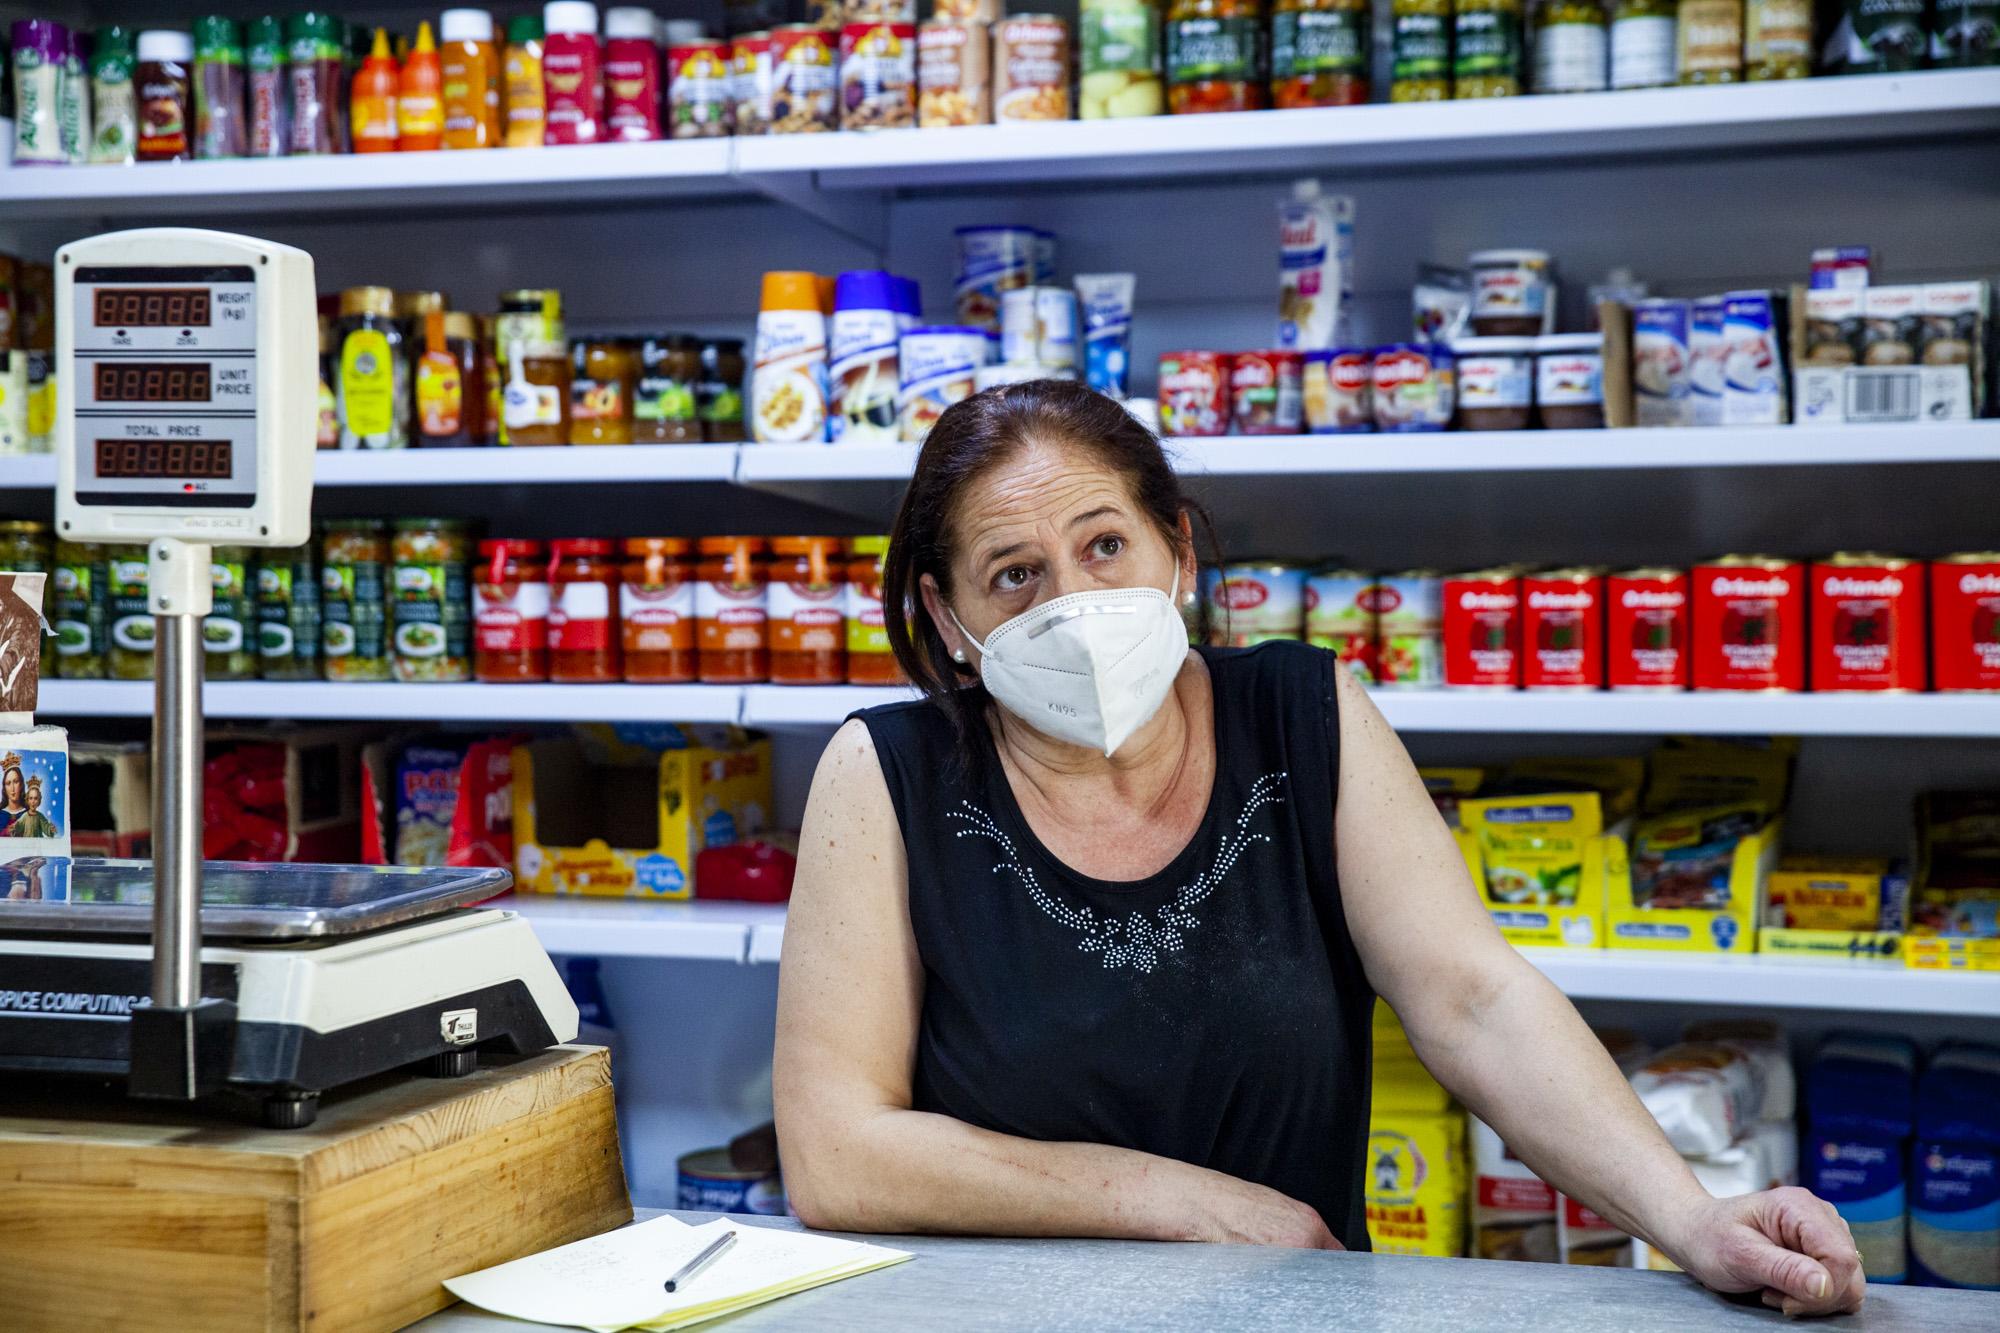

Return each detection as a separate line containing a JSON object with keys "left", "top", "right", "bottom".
{"left": 444, "top": 1214, "right": 913, "bottom": 1332}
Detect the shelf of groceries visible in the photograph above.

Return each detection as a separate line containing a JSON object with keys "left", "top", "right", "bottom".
{"left": 3, "top": 68, "right": 1996, "bottom": 221}
{"left": 34, "top": 679, "right": 2000, "bottom": 737}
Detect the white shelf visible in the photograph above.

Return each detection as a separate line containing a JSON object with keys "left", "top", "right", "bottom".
{"left": 38, "top": 680, "right": 744, "bottom": 724}
{"left": 497, "top": 893, "right": 787, "bottom": 961}
{"left": 1366, "top": 691, "right": 2000, "bottom": 738}
{"left": 0, "top": 456, "right": 55, "bottom": 489}
{"left": 740, "top": 684, "right": 919, "bottom": 727}
{"left": 735, "top": 444, "right": 922, "bottom": 484}
{"left": 313, "top": 444, "right": 740, "bottom": 487}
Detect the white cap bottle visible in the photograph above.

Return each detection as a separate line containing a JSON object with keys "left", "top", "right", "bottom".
{"left": 604, "top": 7, "right": 656, "bottom": 40}
{"left": 439, "top": 9, "right": 496, "bottom": 43}
{"left": 136, "top": 29, "right": 195, "bottom": 63}
{"left": 543, "top": 1, "right": 600, "bottom": 36}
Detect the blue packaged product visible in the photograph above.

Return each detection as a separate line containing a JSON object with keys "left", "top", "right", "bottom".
{"left": 1911, "top": 1043, "right": 2000, "bottom": 1291}
{"left": 1807, "top": 1033, "right": 1916, "bottom": 1283}
{"left": 952, "top": 225, "right": 1037, "bottom": 342}
{"left": 1075, "top": 273, "right": 1134, "bottom": 398}
{"left": 394, "top": 741, "right": 468, "bottom": 867}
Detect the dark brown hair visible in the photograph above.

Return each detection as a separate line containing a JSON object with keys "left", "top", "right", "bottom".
{"left": 883, "top": 379, "right": 1216, "bottom": 747}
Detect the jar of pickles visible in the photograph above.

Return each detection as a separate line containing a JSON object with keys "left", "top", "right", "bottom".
{"left": 549, "top": 539, "right": 623, "bottom": 683}
{"left": 696, "top": 536, "right": 770, "bottom": 684}
{"left": 1390, "top": 0, "right": 1451, "bottom": 100}
{"left": 634, "top": 335, "right": 703, "bottom": 444}
{"left": 1454, "top": 0, "right": 1524, "bottom": 98}
{"left": 205, "top": 545, "right": 258, "bottom": 681}
{"left": 52, "top": 540, "right": 109, "bottom": 680}
{"left": 391, "top": 519, "right": 473, "bottom": 683}
{"left": 570, "top": 339, "right": 638, "bottom": 445}
{"left": 1533, "top": 0, "right": 1608, "bottom": 93}
{"left": 845, "top": 535, "right": 907, "bottom": 686}
{"left": 321, "top": 520, "right": 392, "bottom": 681}
{"left": 1271, "top": 0, "right": 1370, "bottom": 108}
{"left": 698, "top": 339, "right": 747, "bottom": 443}
{"left": 622, "top": 538, "right": 697, "bottom": 683}
{"left": 769, "top": 536, "right": 846, "bottom": 685}
{"left": 108, "top": 551, "right": 155, "bottom": 680}
{"left": 1166, "top": 0, "right": 1267, "bottom": 114}
{"left": 0, "top": 520, "right": 53, "bottom": 677}
{"left": 475, "top": 538, "right": 550, "bottom": 682}
{"left": 255, "top": 545, "right": 320, "bottom": 681}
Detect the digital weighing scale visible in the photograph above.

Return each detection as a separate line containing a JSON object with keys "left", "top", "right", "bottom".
{"left": 0, "top": 229, "right": 578, "bottom": 1127}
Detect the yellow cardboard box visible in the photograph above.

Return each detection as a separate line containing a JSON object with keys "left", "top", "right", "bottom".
{"left": 1453, "top": 821, "right": 1608, "bottom": 949}
{"left": 1366, "top": 1109, "right": 1467, "bottom": 1258}
{"left": 1603, "top": 817, "right": 1781, "bottom": 953}
{"left": 512, "top": 731, "right": 772, "bottom": 898}
{"left": 1767, "top": 856, "right": 1886, "bottom": 931}
{"left": 1902, "top": 936, "right": 2000, "bottom": 971}
{"left": 1758, "top": 927, "right": 1903, "bottom": 962}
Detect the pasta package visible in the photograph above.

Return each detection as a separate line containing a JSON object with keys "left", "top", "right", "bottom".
{"left": 1630, "top": 1042, "right": 1767, "bottom": 1157}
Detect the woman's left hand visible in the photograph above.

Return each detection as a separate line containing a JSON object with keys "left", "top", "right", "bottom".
{"left": 1667, "top": 1186, "right": 1867, "bottom": 1318}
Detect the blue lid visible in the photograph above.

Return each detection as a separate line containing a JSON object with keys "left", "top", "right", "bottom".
{"left": 903, "top": 325, "right": 988, "bottom": 339}
{"left": 834, "top": 270, "right": 898, "bottom": 313}
{"left": 892, "top": 274, "right": 921, "bottom": 317}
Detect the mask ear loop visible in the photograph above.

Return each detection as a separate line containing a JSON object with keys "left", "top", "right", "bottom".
{"left": 948, "top": 569, "right": 1181, "bottom": 662}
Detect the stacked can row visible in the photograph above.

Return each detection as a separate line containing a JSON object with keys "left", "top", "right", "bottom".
{"left": 1202, "top": 553, "right": 2000, "bottom": 692}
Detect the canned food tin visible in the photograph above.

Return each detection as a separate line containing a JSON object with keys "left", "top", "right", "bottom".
{"left": 731, "top": 31, "right": 777, "bottom": 134}
{"left": 1691, "top": 556, "right": 1805, "bottom": 692}
{"left": 1521, "top": 568, "right": 1603, "bottom": 690}
{"left": 256, "top": 545, "right": 321, "bottom": 681}
{"left": 771, "top": 24, "right": 839, "bottom": 132}
{"left": 1203, "top": 562, "right": 1306, "bottom": 645}
{"left": 1306, "top": 566, "right": 1376, "bottom": 682}
{"left": 677, "top": 1147, "right": 787, "bottom": 1216}
{"left": 205, "top": 547, "right": 257, "bottom": 682}
{"left": 1369, "top": 571, "right": 1443, "bottom": 687}
{"left": 1606, "top": 567, "right": 1687, "bottom": 691}
{"left": 1810, "top": 553, "right": 1925, "bottom": 692}
{"left": 1158, "top": 351, "right": 1232, "bottom": 437}
{"left": 1443, "top": 568, "right": 1521, "bottom": 689}
{"left": 1303, "top": 347, "right": 1373, "bottom": 433}
{"left": 670, "top": 40, "right": 735, "bottom": 139}
{"left": 919, "top": 18, "right": 990, "bottom": 125}
{"left": 1373, "top": 343, "right": 1456, "bottom": 432}
{"left": 993, "top": 14, "right": 1071, "bottom": 122}
{"left": 1231, "top": 350, "right": 1305, "bottom": 436}
{"left": 898, "top": 324, "right": 989, "bottom": 442}
{"left": 952, "top": 224, "right": 1037, "bottom": 337}
{"left": 1931, "top": 553, "right": 2000, "bottom": 693}
{"left": 840, "top": 22, "right": 917, "bottom": 129}
{"left": 999, "top": 286, "right": 1078, "bottom": 369}
{"left": 52, "top": 540, "right": 108, "bottom": 680}
{"left": 108, "top": 553, "right": 154, "bottom": 680}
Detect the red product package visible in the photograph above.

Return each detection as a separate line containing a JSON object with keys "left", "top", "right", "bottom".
{"left": 1810, "top": 555, "right": 1926, "bottom": 692}
{"left": 1931, "top": 553, "right": 2000, "bottom": 692}
{"left": 1443, "top": 569, "right": 1520, "bottom": 689}
{"left": 696, "top": 837, "right": 797, "bottom": 903}
{"left": 1158, "top": 351, "right": 1232, "bottom": 437}
{"left": 1607, "top": 568, "right": 1688, "bottom": 691}
{"left": 1691, "top": 558, "right": 1805, "bottom": 692}
{"left": 1521, "top": 569, "right": 1603, "bottom": 691}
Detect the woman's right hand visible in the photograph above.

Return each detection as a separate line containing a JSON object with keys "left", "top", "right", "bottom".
{"left": 1193, "top": 1174, "right": 1345, "bottom": 1250}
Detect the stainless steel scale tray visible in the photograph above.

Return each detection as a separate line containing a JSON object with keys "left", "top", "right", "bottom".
{"left": 0, "top": 858, "right": 512, "bottom": 939}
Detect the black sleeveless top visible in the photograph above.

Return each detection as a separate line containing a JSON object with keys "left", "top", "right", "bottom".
{"left": 857, "top": 641, "right": 1376, "bottom": 1248}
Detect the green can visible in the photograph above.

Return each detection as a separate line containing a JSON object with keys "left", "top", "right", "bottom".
{"left": 0, "top": 520, "right": 54, "bottom": 678}
{"left": 204, "top": 546, "right": 257, "bottom": 680}
{"left": 52, "top": 540, "right": 109, "bottom": 679}
{"left": 321, "top": 520, "right": 391, "bottom": 681}
{"left": 1841, "top": 0, "right": 1929, "bottom": 71}
{"left": 256, "top": 545, "right": 321, "bottom": 680}
{"left": 108, "top": 552, "right": 154, "bottom": 680}
{"left": 391, "top": 519, "right": 473, "bottom": 683}
{"left": 1933, "top": 0, "right": 2000, "bottom": 66}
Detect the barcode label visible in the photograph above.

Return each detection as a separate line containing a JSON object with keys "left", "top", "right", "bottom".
{"left": 1844, "top": 370, "right": 1921, "bottom": 423}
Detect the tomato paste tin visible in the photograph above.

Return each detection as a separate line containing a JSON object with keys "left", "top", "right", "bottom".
{"left": 1373, "top": 343, "right": 1455, "bottom": 432}
{"left": 1159, "top": 351, "right": 1232, "bottom": 437}
{"left": 1932, "top": 553, "right": 2000, "bottom": 693}
{"left": 1810, "top": 553, "right": 1926, "bottom": 692}
{"left": 1303, "top": 347, "right": 1373, "bottom": 433}
{"left": 1370, "top": 571, "right": 1442, "bottom": 688}
{"left": 1203, "top": 561, "right": 1306, "bottom": 646}
{"left": 1231, "top": 350, "right": 1304, "bottom": 436}
{"left": 1306, "top": 567, "right": 1376, "bottom": 682}
{"left": 1521, "top": 567, "right": 1603, "bottom": 691}
{"left": 1692, "top": 556, "right": 1805, "bottom": 692}
{"left": 1443, "top": 568, "right": 1522, "bottom": 689}
{"left": 1606, "top": 567, "right": 1688, "bottom": 691}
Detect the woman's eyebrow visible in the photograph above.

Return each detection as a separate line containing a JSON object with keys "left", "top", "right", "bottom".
{"left": 1067, "top": 505, "right": 1122, "bottom": 530}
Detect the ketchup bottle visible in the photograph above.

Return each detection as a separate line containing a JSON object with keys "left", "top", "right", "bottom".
{"left": 541, "top": 1, "right": 602, "bottom": 145}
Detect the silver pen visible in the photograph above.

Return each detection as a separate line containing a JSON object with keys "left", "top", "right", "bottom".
{"left": 664, "top": 1230, "right": 738, "bottom": 1294}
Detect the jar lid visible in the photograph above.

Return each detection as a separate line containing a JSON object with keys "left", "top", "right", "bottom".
{"left": 847, "top": 535, "right": 891, "bottom": 557}
{"left": 552, "top": 538, "right": 615, "bottom": 558}
{"left": 1535, "top": 333, "right": 1604, "bottom": 352}
{"left": 604, "top": 6, "right": 655, "bottom": 40}
{"left": 1467, "top": 249, "right": 1552, "bottom": 266}
{"left": 518, "top": 339, "right": 568, "bottom": 360}
{"left": 394, "top": 517, "right": 470, "bottom": 530}
{"left": 479, "top": 538, "right": 546, "bottom": 557}
{"left": 338, "top": 286, "right": 396, "bottom": 318}
{"left": 506, "top": 14, "right": 544, "bottom": 42}
{"left": 193, "top": 16, "right": 243, "bottom": 52}
{"left": 543, "top": 2, "right": 600, "bottom": 37}
{"left": 136, "top": 28, "right": 195, "bottom": 62}
{"left": 771, "top": 536, "right": 843, "bottom": 556}
{"left": 500, "top": 288, "right": 559, "bottom": 308}
{"left": 439, "top": 8, "right": 495, "bottom": 43}
{"left": 623, "top": 537, "right": 692, "bottom": 557}
{"left": 0, "top": 519, "right": 50, "bottom": 534}
{"left": 322, "top": 518, "right": 387, "bottom": 533}
{"left": 698, "top": 536, "right": 768, "bottom": 556}
{"left": 442, "top": 312, "right": 478, "bottom": 341}
{"left": 243, "top": 16, "right": 280, "bottom": 48}
{"left": 395, "top": 290, "right": 448, "bottom": 318}
{"left": 760, "top": 271, "right": 823, "bottom": 314}
{"left": 1450, "top": 336, "right": 1537, "bottom": 355}
{"left": 661, "top": 17, "right": 705, "bottom": 43}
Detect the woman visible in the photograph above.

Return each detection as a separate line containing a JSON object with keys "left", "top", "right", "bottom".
{"left": 0, "top": 762, "right": 26, "bottom": 837}
{"left": 774, "top": 382, "right": 1864, "bottom": 1318}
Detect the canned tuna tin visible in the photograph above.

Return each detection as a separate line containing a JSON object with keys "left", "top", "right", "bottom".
{"left": 840, "top": 22, "right": 916, "bottom": 129}
{"left": 1692, "top": 556, "right": 1805, "bottom": 692}
{"left": 1303, "top": 347, "right": 1373, "bottom": 433}
{"left": 677, "top": 1147, "right": 787, "bottom": 1216}
{"left": 1606, "top": 567, "right": 1687, "bottom": 691}
{"left": 1203, "top": 562, "right": 1306, "bottom": 646}
{"left": 898, "top": 324, "right": 989, "bottom": 442}
{"left": 770, "top": 24, "right": 838, "bottom": 132}
{"left": 731, "top": 31, "right": 777, "bottom": 134}
{"left": 918, "top": 18, "right": 990, "bottom": 125}
{"left": 1443, "top": 568, "right": 1522, "bottom": 689}
{"left": 1306, "top": 567, "right": 1376, "bottom": 682}
{"left": 1370, "top": 571, "right": 1443, "bottom": 687}
{"left": 1521, "top": 568, "right": 1603, "bottom": 690}
{"left": 953, "top": 224, "right": 1038, "bottom": 338}
{"left": 1373, "top": 343, "right": 1456, "bottom": 432}
{"left": 1810, "top": 553, "right": 1925, "bottom": 692}
{"left": 1158, "top": 351, "right": 1232, "bottom": 437}
{"left": 1931, "top": 553, "right": 2000, "bottom": 693}
{"left": 999, "top": 286, "right": 1079, "bottom": 369}
{"left": 993, "top": 15, "right": 1071, "bottom": 122}
{"left": 1231, "top": 350, "right": 1305, "bottom": 435}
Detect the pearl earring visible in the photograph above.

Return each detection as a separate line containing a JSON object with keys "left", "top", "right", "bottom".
{"left": 954, "top": 648, "right": 968, "bottom": 663}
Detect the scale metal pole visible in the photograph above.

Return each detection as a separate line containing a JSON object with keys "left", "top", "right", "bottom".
{"left": 148, "top": 536, "right": 210, "bottom": 1012}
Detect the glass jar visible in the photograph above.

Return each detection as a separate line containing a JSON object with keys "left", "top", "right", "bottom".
{"left": 502, "top": 339, "right": 572, "bottom": 446}
{"left": 1610, "top": 0, "right": 1678, "bottom": 89}
{"left": 570, "top": 338, "right": 639, "bottom": 446}
{"left": 548, "top": 538, "right": 622, "bottom": 683}
{"left": 695, "top": 536, "right": 770, "bottom": 684}
{"left": 1677, "top": 0, "right": 1742, "bottom": 84}
{"left": 1534, "top": 0, "right": 1608, "bottom": 92}
{"left": 634, "top": 335, "right": 703, "bottom": 444}
{"left": 845, "top": 535, "right": 907, "bottom": 686}
{"left": 494, "top": 288, "right": 564, "bottom": 382}
{"left": 321, "top": 519, "right": 392, "bottom": 681}
{"left": 316, "top": 315, "right": 340, "bottom": 448}
{"left": 205, "top": 545, "right": 257, "bottom": 681}
{"left": 1166, "top": 0, "right": 1267, "bottom": 114}
{"left": 1744, "top": 0, "right": 1810, "bottom": 81}
{"left": 53, "top": 540, "right": 109, "bottom": 680}
{"left": 413, "top": 311, "right": 485, "bottom": 447}
{"left": 621, "top": 537, "right": 697, "bottom": 683}
{"left": 334, "top": 285, "right": 410, "bottom": 449}
{"left": 1390, "top": 0, "right": 1452, "bottom": 100}
{"left": 769, "top": 536, "right": 846, "bottom": 685}
{"left": 107, "top": 550, "right": 154, "bottom": 680}
{"left": 1454, "top": 0, "right": 1523, "bottom": 98}
{"left": 697, "top": 339, "right": 747, "bottom": 442}
{"left": 475, "top": 538, "right": 550, "bottom": 682}
{"left": 391, "top": 519, "right": 474, "bottom": 683}
{"left": 1271, "top": 0, "right": 1370, "bottom": 108}
{"left": 476, "top": 315, "right": 503, "bottom": 445}
{"left": 0, "top": 520, "right": 54, "bottom": 678}
{"left": 255, "top": 544, "right": 320, "bottom": 681}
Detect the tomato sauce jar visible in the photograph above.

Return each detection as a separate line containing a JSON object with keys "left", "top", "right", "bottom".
{"left": 1691, "top": 556, "right": 1805, "bottom": 692}
{"left": 622, "top": 537, "right": 696, "bottom": 684}
{"left": 1606, "top": 567, "right": 1687, "bottom": 691}
{"left": 769, "top": 536, "right": 847, "bottom": 685}
{"left": 1521, "top": 568, "right": 1603, "bottom": 691}
{"left": 1932, "top": 552, "right": 2000, "bottom": 693}
{"left": 1443, "top": 568, "right": 1521, "bottom": 689}
{"left": 474, "top": 538, "right": 550, "bottom": 682}
{"left": 548, "top": 538, "right": 623, "bottom": 683}
{"left": 846, "top": 535, "right": 907, "bottom": 686}
{"left": 696, "top": 536, "right": 770, "bottom": 684}
{"left": 1810, "top": 553, "right": 1926, "bottom": 692}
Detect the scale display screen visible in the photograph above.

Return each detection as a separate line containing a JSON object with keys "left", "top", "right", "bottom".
{"left": 94, "top": 438, "right": 234, "bottom": 479}
{"left": 94, "top": 361, "right": 213, "bottom": 403}
{"left": 92, "top": 286, "right": 213, "bottom": 328}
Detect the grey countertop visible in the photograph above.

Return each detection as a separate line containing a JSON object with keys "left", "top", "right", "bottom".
{"left": 409, "top": 1209, "right": 1998, "bottom": 1332}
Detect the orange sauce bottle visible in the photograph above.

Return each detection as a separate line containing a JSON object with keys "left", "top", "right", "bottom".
{"left": 440, "top": 9, "right": 502, "bottom": 149}
{"left": 351, "top": 28, "right": 400, "bottom": 152}
{"left": 397, "top": 21, "right": 444, "bottom": 151}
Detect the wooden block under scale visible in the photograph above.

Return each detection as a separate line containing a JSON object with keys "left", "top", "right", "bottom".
{"left": 0, "top": 1044, "right": 631, "bottom": 1333}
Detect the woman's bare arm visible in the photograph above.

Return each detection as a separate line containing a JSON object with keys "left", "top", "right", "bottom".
{"left": 774, "top": 719, "right": 1337, "bottom": 1247}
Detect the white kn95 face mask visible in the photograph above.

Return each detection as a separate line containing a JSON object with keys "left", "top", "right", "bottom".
{"left": 949, "top": 571, "right": 1189, "bottom": 757}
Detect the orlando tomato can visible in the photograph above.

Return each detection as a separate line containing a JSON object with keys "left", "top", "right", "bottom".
{"left": 1369, "top": 571, "right": 1442, "bottom": 687}
{"left": 1606, "top": 567, "right": 1688, "bottom": 691}
{"left": 1932, "top": 552, "right": 2000, "bottom": 693}
{"left": 1159, "top": 351, "right": 1232, "bottom": 437}
{"left": 1810, "top": 553, "right": 1926, "bottom": 692}
{"left": 1521, "top": 568, "right": 1603, "bottom": 691}
{"left": 1306, "top": 567, "right": 1375, "bottom": 682}
{"left": 1443, "top": 568, "right": 1521, "bottom": 689}
{"left": 1691, "top": 556, "right": 1805, "bottom": 692}
{"left": 1202, "top": 561, "right": 1305, "bottom": 645}
{"left": 1231, "top": 349, "right": 1304, "bottom": 436}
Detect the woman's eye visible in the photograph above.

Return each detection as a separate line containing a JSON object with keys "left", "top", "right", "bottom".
{"left": 996, "top": 565, "right": 1032, "bottom": 590}
{"left": 1092, "top": 535, "right": 1124, "bottom": 558}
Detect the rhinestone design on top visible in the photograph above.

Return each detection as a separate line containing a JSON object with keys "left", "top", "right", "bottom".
{"left": 948, "top": 772, "right": 1289, "bottom": 974}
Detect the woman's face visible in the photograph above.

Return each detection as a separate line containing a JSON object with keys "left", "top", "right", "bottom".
{"left": 922, "top": 437, "right": 1192, "bottom": 653}
{"left": 2, "top": 769, "right": 21, "bottom": 806}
